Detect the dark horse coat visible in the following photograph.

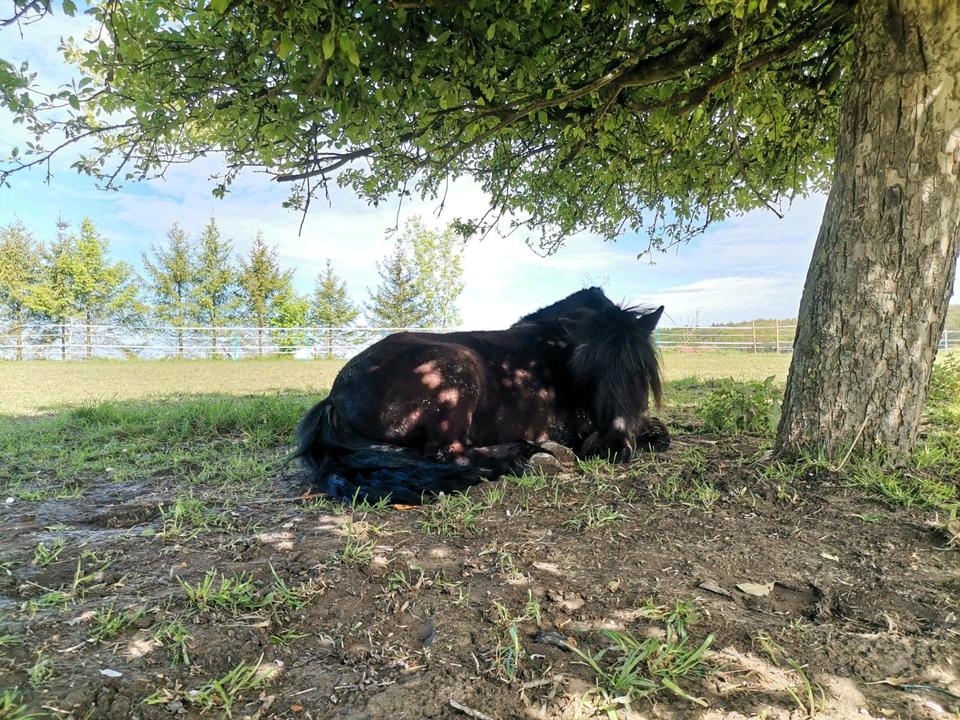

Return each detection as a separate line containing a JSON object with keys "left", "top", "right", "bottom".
{"left": 296, "top": 288, "right": 668, "bottom": 503}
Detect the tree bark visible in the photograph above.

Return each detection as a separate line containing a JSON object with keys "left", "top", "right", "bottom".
{"left": 13, "top": 309, "right": 23, "bottom": 361}
{"left": 777, "top": 0, "right": 960, "bottom": 458}
{"left": 85, "top": 312, "right": 93, "bottom": 359}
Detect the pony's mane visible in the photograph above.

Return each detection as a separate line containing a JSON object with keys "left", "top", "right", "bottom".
{"left": 516, "top": 287, "right": 618, "bottom": 325}
{"left": 568, "top": 304, "right": 664, "bottom": 425}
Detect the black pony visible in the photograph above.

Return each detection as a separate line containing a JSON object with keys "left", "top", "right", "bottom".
{"left": 295, "top": 287, "right": 668, "bottom": 503}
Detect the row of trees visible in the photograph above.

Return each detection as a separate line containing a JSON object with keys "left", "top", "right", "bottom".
{"left": 0, "top": 215, "right": 464, "bottom": 358}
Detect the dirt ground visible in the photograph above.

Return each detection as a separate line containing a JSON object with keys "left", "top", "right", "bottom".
{"left": 1, "top": 426, "right": 957, "bottom": 720}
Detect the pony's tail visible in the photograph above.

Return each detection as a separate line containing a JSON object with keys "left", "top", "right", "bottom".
{"left": 294, "top": 398, "right": 484, "bottom": 505}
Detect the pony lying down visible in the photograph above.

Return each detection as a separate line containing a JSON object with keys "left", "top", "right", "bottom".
{"left": 295, "top": 287, "right": 669, "bottom": 504}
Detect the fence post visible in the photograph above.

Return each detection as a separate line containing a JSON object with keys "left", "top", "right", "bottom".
{"left": 752, "top": 323, "right": 757, "bottom": 353}
{"left": 232, "top": 331, "right": 240, "bottom": 361}
{"left": 775, "top": 319, "right": 781, "bottom": 354}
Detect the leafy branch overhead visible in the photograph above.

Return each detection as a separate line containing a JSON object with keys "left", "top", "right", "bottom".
{"left": 0, "top": 0, "right": 854, "bottom": 251}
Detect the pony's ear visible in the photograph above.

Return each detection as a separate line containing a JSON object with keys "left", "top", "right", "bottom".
{"left": 558, "top": 317, "right": 579, "bottom": 335}
{"left": 638, "top": 305, "right": 664, "bottom": 332}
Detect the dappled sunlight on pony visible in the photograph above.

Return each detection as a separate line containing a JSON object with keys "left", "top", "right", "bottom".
{"left": 295, "top": 288, "right": 668, "bottom": 504}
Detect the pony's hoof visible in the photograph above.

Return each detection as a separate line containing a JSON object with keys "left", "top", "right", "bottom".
{"left": 637, "top": 419, "right": 670, "bottom": 452}
{"left": 528, "top": 452, "right": 564, "bottom": 476}
{"left": 539, "top": 441, "right": 577, "bottom": 465}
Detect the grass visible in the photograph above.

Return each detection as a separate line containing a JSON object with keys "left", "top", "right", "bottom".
{"left": 570, "top": 611, "right": 715, "bottom": 715}
{"left": 339, "top": 532, "right": 377, "bottom": 566}
{"left": 0, "top": 392, "right": 310, "bottom": 499}
{"left": 0, "top": 688, "right": 43, "bottom": 720}
{"left": 159, "top": 493, "right": 236, "bottom": 540}
{"left": 145, "top": 658, "right": 279, "bottom": 715}
{"left": 643, "top": 448, "right": 721, "bottom": 511}
{"left": 152, "top": 621, "right": 193, "bottom": 666}
{"left": 754, "top": 634, "right": 827, "bottom": 717}
{"left": 180, "top": 571, "right": 265, "bottom": 615}
{"left": 0, "top": 353, "right": 790, "bottom": 416}
{"left": 32, "top": 538, "right": 66, "bottom": 567}
{"left": 26, "top": 656, "right": 53, "bottom": 688}
{"left": 418, "top": 490, "right": 493, "bottom": 536}
{"left": 562, "top": 504, "right": 626, "bottom": 531}
{"left": 90, "top": 607, "right": 141, "bottom": 642}
{"left": 0, "top": 357, "right": 343, "bottom": 416}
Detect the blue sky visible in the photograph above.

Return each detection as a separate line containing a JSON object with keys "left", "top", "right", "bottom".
{"left": 0, "top": 11, "right": 898, "bottom": 330}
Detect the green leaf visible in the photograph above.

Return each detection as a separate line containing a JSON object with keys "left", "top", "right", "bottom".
{"left": 277, "top": 35, "right": 293, "bottom": 60}
{"left": 322, "top": 33, "right": 335, "bottom": 60}
{"left": 338, "top": 35, "right": 360, "bottom": 66}
{"left": 62, "top": 0, "right": 77, "bottom": 16}
{"left": 68, "top": 94, "right": 80, "bottom": 110}
{"left": 210, "top": 0, "right": 230, "bottom": 13}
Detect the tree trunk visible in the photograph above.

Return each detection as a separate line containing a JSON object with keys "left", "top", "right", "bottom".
{"left": 14, "top": 309, "right": 23, "bottom": 361}
{"left": 85, "top": 312, "right": 93, "bottom": 359}
{"left": 777, "top": 0, "right": 960, "bottom": 458}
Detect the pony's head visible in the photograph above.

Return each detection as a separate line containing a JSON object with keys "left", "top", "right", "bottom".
{"left": 565, "top": 303, "right": 665, "bottom": 462}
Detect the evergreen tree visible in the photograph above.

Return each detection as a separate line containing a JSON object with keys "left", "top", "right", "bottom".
{"left": 0, "top": 220, "right": 41, "bottom": 360}
{"left": 367, "top": 237, "right": 430, "bottom": 328}
{"left": 405, "top": 217, "right": 464, "bottom": 329}
{"left": 191, "top": 217, "right": 237, "bottom": 356}
{"left": 71, "top": 217, "right": 142, "bottom": 357}
{"left": 29, "top": 218, "right": 81, "bottom": 359}
{"left": 143, "top": 222, "right": 195, "bottom": 358}
{"left": 308, "top": 258, "right": 359, "bottom": 358}
{"left": 237, "top": 231, "right": 291, "bottom": 354}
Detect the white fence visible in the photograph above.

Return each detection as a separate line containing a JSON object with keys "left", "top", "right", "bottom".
{"left": 0, "top": 323, "right": 433, "bottom": 360}
{"left": 0, "top": 322, "right": 958, "bottom": 360}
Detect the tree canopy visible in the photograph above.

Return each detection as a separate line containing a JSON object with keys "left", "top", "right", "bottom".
{"left": 1, "top": 0, "right": 853, "bottom": 251}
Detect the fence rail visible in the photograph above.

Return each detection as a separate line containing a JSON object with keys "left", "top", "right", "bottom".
{"left": 1, "top": 322, "right": 958, "bottom": 360}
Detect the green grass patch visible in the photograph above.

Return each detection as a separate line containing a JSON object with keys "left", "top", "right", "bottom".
{"left": 179, "top": 571, "right": 266, "bottom": 615}
{"left": 0, "top": 393, "right": 313, "bottom": 499}
{"left": 0, "top": 687, "right": 43, "bottom": 720}
{"left": 418, "top": 490, "right": 494, "bottom": 536}
{"left": 570, "top": 603, "right": 714, "bottom": 714}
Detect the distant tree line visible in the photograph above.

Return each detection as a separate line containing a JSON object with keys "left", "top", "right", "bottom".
{"left": 0, "top": 214, "right": 464, "bottom": 359}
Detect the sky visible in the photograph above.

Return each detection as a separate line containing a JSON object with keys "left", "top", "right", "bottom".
{"left": 0, "top": 10, "right": 919, "bottom": 331}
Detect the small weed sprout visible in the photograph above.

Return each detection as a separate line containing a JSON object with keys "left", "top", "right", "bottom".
{"left": 32, "top": 538, "right": 66, "bottom": 567}
{"left": 419, "top": 491, "right": 491, "bottom": 536}
{"left": 0, "top": 688, "right": 44, "bottom": 720}
{"left": 152, "top": 621, "right": 192, "bottom": 665}
{"left": 180, "top": 571, "right": 264, "bottom": 615}
{"left": 27, "top": 655, "right": 53, "bottom": 688}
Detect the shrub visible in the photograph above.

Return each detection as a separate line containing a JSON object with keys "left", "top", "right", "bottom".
{"left": 928, "top": 352, "right": 960, "bottom": 406}
{"left": 696, "top": 377, "right": 780, "bottom": 435}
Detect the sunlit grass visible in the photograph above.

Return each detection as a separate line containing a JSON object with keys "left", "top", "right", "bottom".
{"left": 0, "top": 353, "right": 790, "bottom": 416}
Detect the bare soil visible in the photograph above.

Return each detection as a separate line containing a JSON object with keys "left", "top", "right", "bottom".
{"left": 1, "top": 434, "right": 958, "bottom": 720}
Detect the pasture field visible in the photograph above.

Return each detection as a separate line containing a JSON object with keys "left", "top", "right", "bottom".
{"left": 0, "top": 354, "right": 957, "bottom": 720}
{"left": 0, "top": 351, "right": 792, "bottom": 416}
